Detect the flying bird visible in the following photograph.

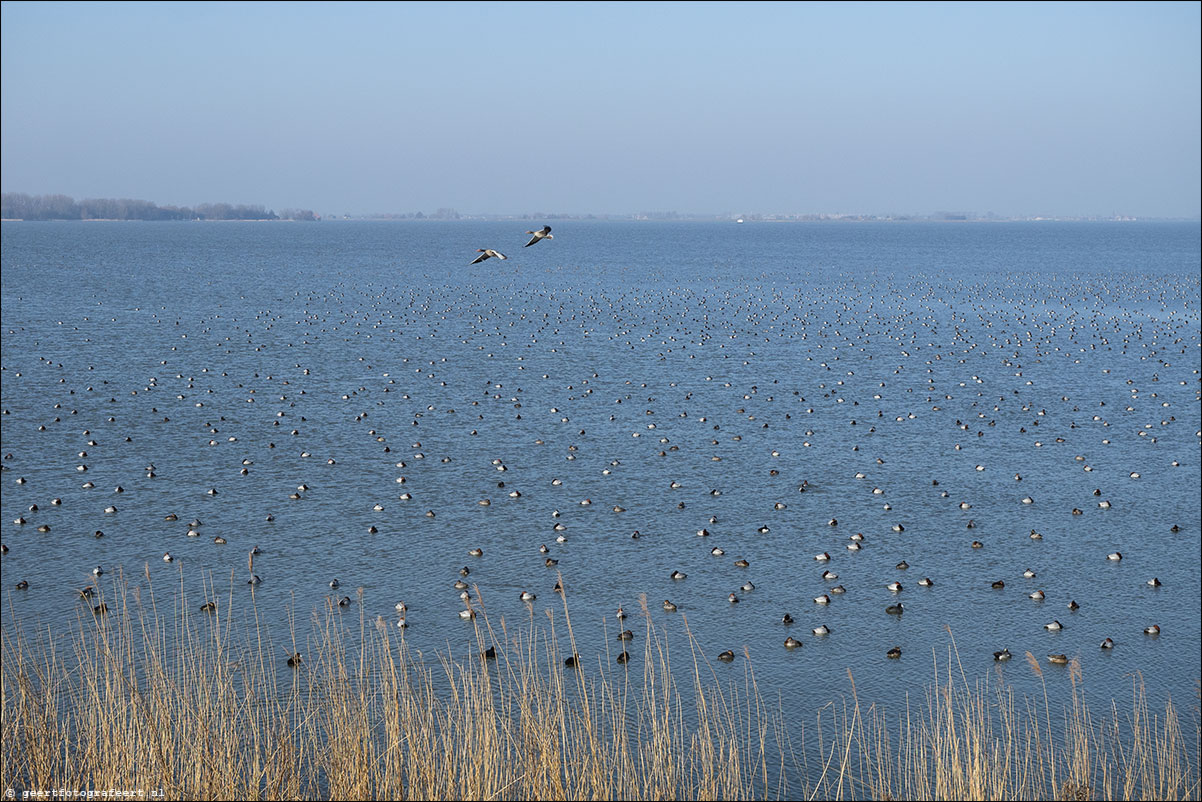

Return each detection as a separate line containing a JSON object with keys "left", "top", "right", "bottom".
{"left": 524, "top": 226, "right": 553, "bottom": 247}
{"left": 470, "top": 249, "right": 508, "bottom": 264}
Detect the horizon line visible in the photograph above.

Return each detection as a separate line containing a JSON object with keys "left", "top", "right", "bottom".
{"left": 1, "top": 191, "right": 1198, "bottom": 223}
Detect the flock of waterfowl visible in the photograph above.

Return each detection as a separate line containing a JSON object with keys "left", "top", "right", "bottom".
{"left": 1, "top": 221, "right": 1199, "bottom": 681}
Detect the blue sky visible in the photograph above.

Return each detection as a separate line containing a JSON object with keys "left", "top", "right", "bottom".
{"left": 2, "top": 1, "right": 1199, "bottom": 217}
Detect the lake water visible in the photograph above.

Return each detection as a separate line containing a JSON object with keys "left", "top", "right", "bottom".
{"left": 2, "top": 220, "right": 1199, "bottom": 732}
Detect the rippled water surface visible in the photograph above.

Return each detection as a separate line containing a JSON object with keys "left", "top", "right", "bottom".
{"left": 2, "top": 220, "right": 1199, "bottom": 724}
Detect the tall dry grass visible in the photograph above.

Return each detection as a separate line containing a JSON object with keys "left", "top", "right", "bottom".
{"left": 2, "top": 571, "right": 1198, "bottom": 800}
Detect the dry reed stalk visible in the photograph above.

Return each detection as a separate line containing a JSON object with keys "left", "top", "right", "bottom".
{"left": 2, "top": 572, "right": 1198, "bottom": 801}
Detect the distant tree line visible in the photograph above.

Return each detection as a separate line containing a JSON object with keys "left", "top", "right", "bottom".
{"left": 356, "top": 208, "right": 460, "bottom": 220}
{"left": 1, "top": 193, "right": 318, "bottom": 221}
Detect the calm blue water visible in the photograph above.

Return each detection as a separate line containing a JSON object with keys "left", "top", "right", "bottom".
{"left": 2, "top": 220, "right": 1199, "bottom": 733}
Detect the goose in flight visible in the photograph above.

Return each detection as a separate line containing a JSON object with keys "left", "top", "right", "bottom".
{"left": 470, "top": 249, "right": 507, "bottom": 264}
{"left": 524, "top": 226, "right": 552, "bottom": 247}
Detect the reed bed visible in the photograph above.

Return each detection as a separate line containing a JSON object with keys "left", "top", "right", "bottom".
{"left": 2, "top": 572, "right": 1198, "bottom": 801}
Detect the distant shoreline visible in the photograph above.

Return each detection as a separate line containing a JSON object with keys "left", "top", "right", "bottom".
{"left": 4, "top": 216, "right": 1196, "bottom": 224}
{"left": 326, "top": 218, "right": 1193, "bottom": 224}
{"left": 1, "top": 217, "right": 306, "bottom": 223}
{"left": 4, "top": 192, "right": 1195, "bottom": 224}
{"left": 0, "top": 193, "right": 317, "bottom": 222}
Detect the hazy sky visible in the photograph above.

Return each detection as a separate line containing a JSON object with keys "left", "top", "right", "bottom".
{"left": 2, "top": 1, "right": 1199, "bottom": 217}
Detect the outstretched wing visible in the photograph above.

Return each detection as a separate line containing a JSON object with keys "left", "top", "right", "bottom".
{"left": 524, "top": 226, "right": 550, "bottom": 247}
{"left": 470, "top": 252, "right": 488, "bottom": 264}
